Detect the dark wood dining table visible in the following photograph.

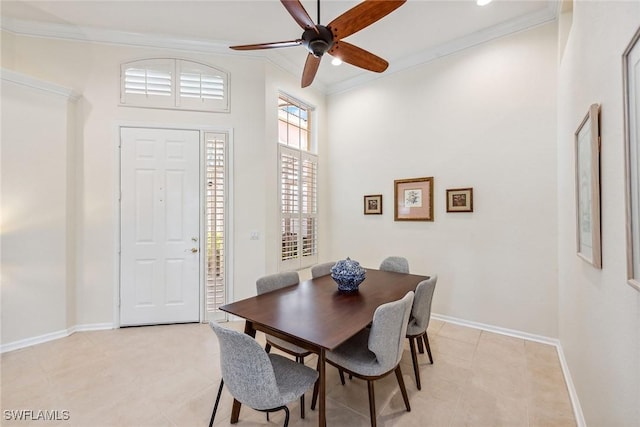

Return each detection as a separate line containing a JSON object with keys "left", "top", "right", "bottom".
{"left": 219, "top": 268, "right": 429, "bottom": 427}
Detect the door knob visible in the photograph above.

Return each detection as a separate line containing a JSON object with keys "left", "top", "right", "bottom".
{"left": 191, "top": 248, "right": 198, "bottom": 253}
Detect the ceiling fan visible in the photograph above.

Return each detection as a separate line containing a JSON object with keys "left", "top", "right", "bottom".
{"left": 230, "top": 0, "right": 406, "bottom": 88}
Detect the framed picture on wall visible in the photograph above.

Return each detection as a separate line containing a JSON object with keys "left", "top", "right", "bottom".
{"left": 446, "top": 188, "right": 473, "bottom": 212}
{"left": 623, "top": 26, "right": 640, "bottom": 291}
{"left": 364, "top": 194, "right": 383, "bottom": 215}
{"left": 394, "top": 177, "right": 434, "bottom": 221}
{"left": 574, "top": 103, "right": 602, "bottom": 269}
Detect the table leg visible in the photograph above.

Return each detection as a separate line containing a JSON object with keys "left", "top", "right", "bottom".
{"left": 231, "top": 321, "right": 258, "bottom": 423}
{"left": 244, "top": 320, "right": 257, "bottom": 338}
{"left": 319, "top": 348, "right": 326, "bottom": 427}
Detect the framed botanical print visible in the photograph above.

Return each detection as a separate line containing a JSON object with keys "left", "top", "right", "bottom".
{"left": 394, "top": 177, "right": 434, "bottom": 221}
{"left": 574, "top": 103, "right": 601, "bottom": 268}
{"left": 623, "top": 26, "right": 640, "bottom": 290}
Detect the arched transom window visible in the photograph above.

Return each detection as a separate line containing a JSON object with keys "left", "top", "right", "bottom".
{"left": 120, "top": 58, "right": 229, "bottom": 112}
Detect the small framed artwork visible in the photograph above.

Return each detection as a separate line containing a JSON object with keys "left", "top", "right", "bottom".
{"left": 574, "top": 103, "right": 602, "bottom": 269}
{"left": 623, "top": 26, "right": 640, "bottom": 290}
{"left": 446, "top": 188, "right": 473, "bottom": 212}
{"left": 394, "top": 177, "right": 434, "bottom": 221}
{"left": 364, "top": 194, "right": 383, "bottom": 215}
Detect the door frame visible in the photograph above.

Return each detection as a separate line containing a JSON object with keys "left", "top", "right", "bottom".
{"left": 113, "top": 121, "right": 234, "bottom": 327}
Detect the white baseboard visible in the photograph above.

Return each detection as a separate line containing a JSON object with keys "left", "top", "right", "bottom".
{"left": 431, "top": 313, "right": 585, "bottom": 427}
{"left": 0, "top": 323, "right": 115, "bottom": 353}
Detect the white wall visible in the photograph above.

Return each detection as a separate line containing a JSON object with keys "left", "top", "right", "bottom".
{"left": 327, "top": 23, "right": 559, "bottom": 337}
{"left": 0, "top": 32, "right": 326, "bottom": 344}
{"left": 1, "top": 74, "right": 77, "bottom": 343}
{"left": 557, "top": 1, "right": 640, "bottom": 425}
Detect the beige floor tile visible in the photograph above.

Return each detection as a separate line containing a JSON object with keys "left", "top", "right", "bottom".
{"left": 431, "top": 334, "right": 477, "bottom": 362}
{"left": 437, "top": 323, "right": 482, "bottom": 345}
{"left": 427, "top": 319, "right": 446, "bottom": 335}
{"left": 451, "top": 384, "right": 529, "bottom": 427}
{"left": 0, "top": 320, "right": 577, "bottom": 427}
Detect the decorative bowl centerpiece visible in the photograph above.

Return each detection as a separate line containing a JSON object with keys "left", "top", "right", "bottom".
{"left": 330, "top": 257, "right": 366, "bottom": 292}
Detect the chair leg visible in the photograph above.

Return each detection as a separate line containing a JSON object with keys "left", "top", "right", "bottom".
{"left": 282, "top": 406, "right": 290, "bottom": 427}
{"left": 338, "top": 369, "right": 346, "bottom": 385}
{"left": 296, "top": 356, "right": 306, "bottom": 419}
{"left": 209, "top": 380, "right": 224, "bottom": 427}
{"left": 367, "top": 380, "right": 377, "bottom": 427}
{"left": 416, "top": 336, "right": 424, "bottom": 354}
{"left": 265, "top": 343, "right": 272, "bottom": 353}
{"left": 394, "top": 365, "right": 411, "bottom": 412}
{"left": 311, "top": 357, "right": 320, "bottom": 410}
{"left": 423, "top": 333, "right": 433, "bottom": 364}
{"left": 408, "top": 337, "right": 421, "bottom": 390}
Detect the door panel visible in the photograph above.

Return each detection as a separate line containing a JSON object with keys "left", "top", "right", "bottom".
{"left": 120, "top": 127, "right": 200, "bottom": 326}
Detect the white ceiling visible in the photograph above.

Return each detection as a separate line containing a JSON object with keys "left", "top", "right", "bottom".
{"left": 1, "top": 0, "right": 559, "bottom": 93}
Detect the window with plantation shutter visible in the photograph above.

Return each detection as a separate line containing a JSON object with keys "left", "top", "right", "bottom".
{"left": 121, "top": 59, "right": 174, "bottom": 108}
{"left": 205, "top": 132, "right": 228, "bottom": 320}
{"left": 120, "top": 58, "right": 229, "bottom": 112}
{"left": 278, "top": 94, "right": 318, "bottom": 270}
{"left": 177, "top": 61, "right": 228, "bottom": 111}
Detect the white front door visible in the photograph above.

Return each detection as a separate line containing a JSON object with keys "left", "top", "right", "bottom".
{"left": 120, "top": 127, "right": 200, "bottom": 326}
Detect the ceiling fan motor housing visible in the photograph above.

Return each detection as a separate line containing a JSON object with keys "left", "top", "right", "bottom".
{"left": 302, "top": 25, "right": 334, "bottom": 57}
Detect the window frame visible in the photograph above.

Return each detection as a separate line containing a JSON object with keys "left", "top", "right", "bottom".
{"left": 277, "top": 94, "right": 318, "bottom": 271}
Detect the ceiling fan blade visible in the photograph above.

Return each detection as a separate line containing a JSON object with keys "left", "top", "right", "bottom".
{"left": 329, "top": 41, "right": 388, "bottom": 73}
{"left": 230, "top": 40, "right": 302, "bottom": 50}
{"left": 281, "top": 0, "right": 319, "bottom": 34}
{"left": 328, "top": 0, "right": 406, "bottom": 39}
{"left": 301, "top": 53, "right": 322, "bottom": 88}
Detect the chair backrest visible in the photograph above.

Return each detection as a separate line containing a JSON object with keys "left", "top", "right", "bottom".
{"left": 409, "top": 275, "right": 437, "bottom": 332}
{"left": 311, "top": 261, "right": 336, "bottom": 279}
{"left": 368, "top": 291, "right": 414, "bottom": 372}
{"left": 379, "top": 256, "right": 410, "bottom": 274}
{"left": 256, "top": 271, "right": 299, "bottom": 295}
{"left": 209, "top": 322, "right": 282, "bottom": 410}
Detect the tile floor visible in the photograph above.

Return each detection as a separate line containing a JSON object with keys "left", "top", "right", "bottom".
{"left": 1, "top": 319, "right": 576, "bottom": 426}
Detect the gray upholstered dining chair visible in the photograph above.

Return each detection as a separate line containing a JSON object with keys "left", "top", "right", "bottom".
{"left": 313, "top": 291, "right": 414, "bottom": 427}
{"left": 379, "top": 256, "right": 410, "bottom": 273}
{"left": 256, "top": 271, "right": 312, "bottom": 417}
{"left": 406, "top": 275, "right": 437, "bottom": 390}
{"left": 311, "top": 261, "right": 336, "bottom": 278}
{"left": 208, "top": 321, "right": 318, "bottom": 427}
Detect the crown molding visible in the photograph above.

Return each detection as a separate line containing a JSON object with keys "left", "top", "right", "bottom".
{"left": 2, "top": 1, "right": 558, "bottom": 96}
{"left": 326, "top": 2, "right": 559, "bottom": 95}
{"left": 1, "top": 16, "right": 327, "bottom": 93}
{"left": 1, "top": 67, "right": 80, "bottom": 99}
{"left": 1, "top": 16, "right": 232, "bottom": 53}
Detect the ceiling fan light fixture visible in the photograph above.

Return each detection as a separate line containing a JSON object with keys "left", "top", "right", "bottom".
{"left": 309, "top": 39, "right": 330, "bottom": 57}
{"left": 331, "top": 57, "right": 343, "bottom": 66}
{"left": 477, "top": 0, "right": 492, "bottom": 6}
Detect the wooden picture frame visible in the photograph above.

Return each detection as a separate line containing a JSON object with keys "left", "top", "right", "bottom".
{"left": 623, "top": 27, "right": 640, "bottom": 290}
{"left": 575, "top": 103, "right": 602, "bottom": 268}
{"left": 446, "top": 188, "right": 473, "bottom": 212}
{"left": 364, "top": 194, "right": 383, "bottom": 215}
{"left": 394, "top": 177, "right": 434, "bottom": 221}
